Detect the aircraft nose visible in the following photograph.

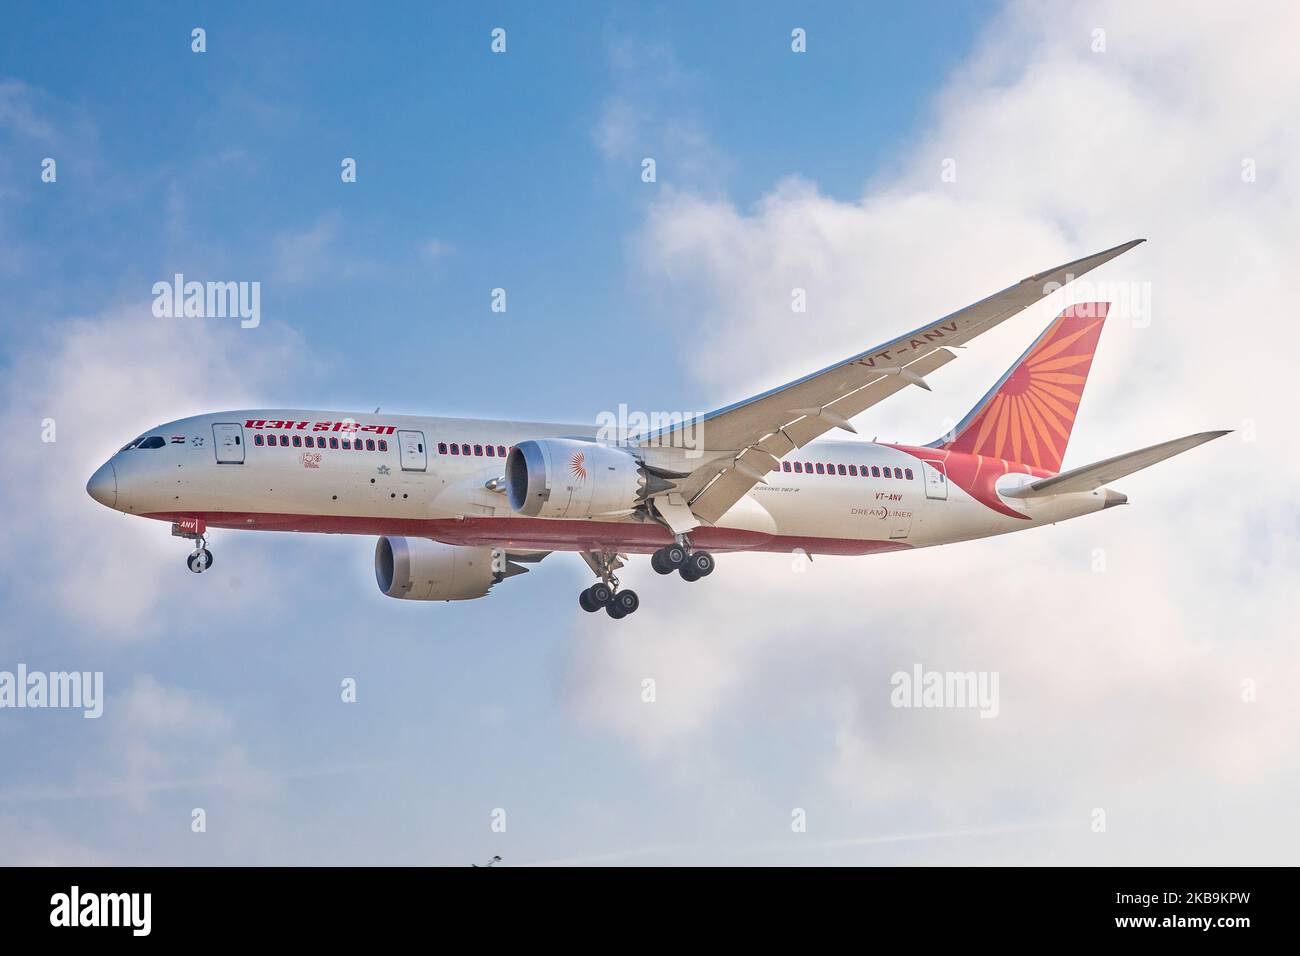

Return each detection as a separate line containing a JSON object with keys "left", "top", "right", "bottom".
{"left": 86, "top": 461, "right": 117, "bottom": 509}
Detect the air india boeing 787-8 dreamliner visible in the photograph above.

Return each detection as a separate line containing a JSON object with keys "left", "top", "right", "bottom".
{"left": 88, "top": 240, "right": 1225, "bottom": 619}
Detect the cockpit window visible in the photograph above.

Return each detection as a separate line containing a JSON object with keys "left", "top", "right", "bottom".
{"left": 120, "top": 438, "right": 142, "bottom": 451}
{"left": 138, "top": 436, "right": 166, "bottom": 449}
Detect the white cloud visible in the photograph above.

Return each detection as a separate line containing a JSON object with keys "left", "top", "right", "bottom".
{"left": 591, "top": 37, "right": 732, "bottom": 191}
{"left": 566, "top": 0, "right": 1300, "bottom": 862}
{"left": 0, "top": 303, "right": 312, "bottom": 641}
{"left": 269, "top": 214, "right": 384, "bottom": 285}
{"left": 419, "top": 237, "right": 455, "bottom": 263}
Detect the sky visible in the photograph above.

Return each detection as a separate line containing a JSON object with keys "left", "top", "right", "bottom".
{"left": 1, "top": 0, "right": 1297, "bottom": 865}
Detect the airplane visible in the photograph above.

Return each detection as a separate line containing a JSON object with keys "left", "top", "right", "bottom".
{"left": 86, "top": 239, "right": 1227, "bottom": 620}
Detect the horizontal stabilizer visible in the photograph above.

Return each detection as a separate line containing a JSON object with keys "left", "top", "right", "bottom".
{"left": 1002, "top": 430, "right": 1230, "bottom": 498}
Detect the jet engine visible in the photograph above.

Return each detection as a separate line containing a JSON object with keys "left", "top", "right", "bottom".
{"left": 506, "top": 438, "right": 651, "bottom": 519}
{"left": 375, "top": 537, "right": 508, "bottom": 601}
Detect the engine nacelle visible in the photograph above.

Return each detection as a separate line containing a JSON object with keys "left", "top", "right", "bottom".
{"left": 374, "top": 537, "right": 501, "bottom": 601}
{"left": 506, "top": 438, "right": 644, "bottom": 519}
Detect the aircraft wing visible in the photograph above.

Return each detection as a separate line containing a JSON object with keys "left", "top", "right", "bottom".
{"left": 642, "top": 239, "right": 1146, "bottom": 525}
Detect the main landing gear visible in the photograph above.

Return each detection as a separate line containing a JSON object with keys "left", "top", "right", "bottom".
{"left": 579, "top": 583, "right": 640, "bottom": 619}
{"left": 650, "top": 543, "right": 714, "bottom": 582}
{"left": 579, "top": 551, "right": 640, "bottom": 619}
{"left": 579, "top": 540, "right": 715, "bottom": 620}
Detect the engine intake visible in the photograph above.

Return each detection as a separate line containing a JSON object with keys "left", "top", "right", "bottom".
{"left": 375, "top": 537, "right": 502, "bottom": 601}
{"left": 505, "top": 438, "right": 644, "bottom": 519}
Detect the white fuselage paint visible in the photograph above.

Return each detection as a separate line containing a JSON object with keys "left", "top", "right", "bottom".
{"left": 92, "top": 410, "right": 1112, "bottom": 555}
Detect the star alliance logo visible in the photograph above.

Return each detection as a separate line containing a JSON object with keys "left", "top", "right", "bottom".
{"left": 376, "top": 465, "right": 390, "bottom": 475}
{"left": 191, "top": 436, "right": 205, "bottom": 447}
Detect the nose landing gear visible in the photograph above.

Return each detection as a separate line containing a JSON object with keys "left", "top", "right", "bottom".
{"left": 172, "top": 519, "right": 213, "bottom": 574}
{"left": 186, "top": 547, "right": 214, "bottom": 574}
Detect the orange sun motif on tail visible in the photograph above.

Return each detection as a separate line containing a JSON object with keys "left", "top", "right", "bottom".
{"left": 569, "top": 451, "right": 587, "bottom": 482}
{"left": 941, "top": 304, "right": 1108, "bottom": 473}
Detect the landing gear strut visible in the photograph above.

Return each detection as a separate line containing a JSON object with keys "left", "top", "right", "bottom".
{"left": 579, "top": 550, "right": 639, "bottom": 619}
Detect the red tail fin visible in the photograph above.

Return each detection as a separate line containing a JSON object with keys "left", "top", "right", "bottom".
{"left": 934, "top": 303, "right": 1108, "bottom": 472}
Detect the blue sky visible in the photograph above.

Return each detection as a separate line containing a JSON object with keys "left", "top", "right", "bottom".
{"left": 3, "top": 2, "right": 1298, "bottom": 866}
{"left": 2, "top": 1, "right": 995, "bottom": 418}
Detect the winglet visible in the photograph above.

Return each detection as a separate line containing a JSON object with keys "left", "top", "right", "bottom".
{"left": 1025, "top": 238, "right": 1145, "bottom": 289}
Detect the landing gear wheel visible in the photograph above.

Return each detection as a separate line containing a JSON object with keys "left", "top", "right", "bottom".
{"left": 679, "top": 563, "right": 700, "bottom": 582}
{"left": 588, "top": 582, "right": 613, "bottom": 607}
{"left": 652, "top": 545, "right": 687, "bottom": 574}
{"left": 606, "top": 589, "right": 639, "bottom": 618}
{"left": 579, "top": 588, "right": 599, "bottom": 612}
{"left": 187, "top": 549, "right": 213, "bottom": 574}
{"left": 686, "top": 550, "right": 714, "bottom": 578}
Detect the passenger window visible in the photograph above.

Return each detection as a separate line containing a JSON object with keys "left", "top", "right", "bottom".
{"left": 461, "top": 444, "right": 471, "bottom": 456}
{"left": 378, "top": 439, "right": 388, "bottom": 452}
{"left": 871, "top": 466, "right": 880, "bottom": 477}
{"left": 782, "top": 462, "right": 791, "bottom": 473}
{"left": 438, "top": 442, "right": 448, "bottom": 454}
{"left": 292, "top": 436, "right": 302, "bottom": 447}
{"left": 815, "top": 463, "right": 825, "bottom": 474}
{"left": 804, "top": 461, "right": 813, "bottom": 472}
{"left": 326, "top": 437, "right": 336, "bottom": 449}
{"left": 342, "top": 439, "right": 352, "bottom": 450}
{"left": 848, "top": 465, "right": 857, "bottom": 476}
{"left": 279, "top": 435, "right": 289, "bottom": 447}
{"left": 793, "top": 462, "right": 803, "bottom": 473}
{"left": 450, "top": 444, "right": 459, "bottom": 455}
{"left": 837, "top": 464, "right": 846, "bottom": 475}
{"left": 486, "top": 445, "right": 495, "bottom": 457}
{"left": 254, "top": 434, "right": 264, "bottom": 446}
{"left": 363, "top": 439, "right": 373, "bottom": 451}
{"left": 905, "top": 468, "right": 914, "bottom": 480}
{"left": 474, "top": 444, "right": 483, "bottom": 456}
{"left": 497, "top": 445, "right": 507, "bottom": 457}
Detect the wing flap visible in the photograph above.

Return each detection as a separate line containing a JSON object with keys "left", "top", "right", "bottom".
{"left": 689, "top": 349, "right": 958, "bottom": 522}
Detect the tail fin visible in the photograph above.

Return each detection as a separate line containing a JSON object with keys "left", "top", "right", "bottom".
{"left": 932, "top": 303, "right": 1109, "bottom": 472}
